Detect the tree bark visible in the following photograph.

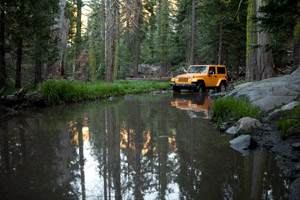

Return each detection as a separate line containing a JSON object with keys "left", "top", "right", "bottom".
{"left": 133, "top": 0, "right": 141, "bottom": 78}
{"left": 75, "top": 0, "right": 82, "bottom": 71}
{"left": 35, "top": 39, "right": 42, "bottom": 88}
{"left": 246, "top": 0, "right": 275, "bottom": 81}
{"left": 101, "top": 0, "right": 106, "bottom": 64}
{"left": 256, "top": 0, "right": 274, "bottom": 80}
{"left": 190, "top": 0, "right": 195, "bottom": 65}
{"left": 105, "top": 0, "right": 116, "bottom": 82}
{"left": 218, "top": 22, "right": 223, "bottom": 65}
{"left": 0, "top": 9, "right": 5, "bottom": 87}
{"left": 15, "top": 39, "right": 23, "bottom": 88}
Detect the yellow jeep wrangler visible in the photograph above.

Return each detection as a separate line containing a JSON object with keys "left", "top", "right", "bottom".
{"left": 170, "top": 65, "right": 228, "bottom": 93}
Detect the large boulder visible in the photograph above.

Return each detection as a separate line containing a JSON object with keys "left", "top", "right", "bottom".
{"left": 227, "top": 68, "right": 300, "bottom": 112}
{"left": 226, "top": 117, "right": 262, "bottom": 135}
{"left": 289, "top": 178, "right": 300, "bottom": 200}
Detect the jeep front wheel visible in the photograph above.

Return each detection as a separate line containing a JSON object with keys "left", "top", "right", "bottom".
{"left": 173, "top": 87, "right": 181, "bottom": 93}
{"left": 197, "top": 82, "right": 205, "bottom": 94}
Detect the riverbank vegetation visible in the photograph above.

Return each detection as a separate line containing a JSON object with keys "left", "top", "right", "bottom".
{"left": 42, "top": 79, "right": 170, "bottom": 104}
{"left": 277, "top": 101, "right": 300, "bottom": 137}
{"left": 211, "top": 96, "right": 261, "bottom": 122}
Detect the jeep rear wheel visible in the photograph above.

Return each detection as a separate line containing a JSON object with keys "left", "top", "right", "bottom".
{"left": 218, "top": 82, "right": 226, "bottom": 92}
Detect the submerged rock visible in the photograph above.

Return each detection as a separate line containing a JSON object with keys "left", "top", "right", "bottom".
{"left": 123, "top": 94, "right": 134, "bottom": 100}
{"left": 229, "top": 135, "right": 255, "bottom": 156}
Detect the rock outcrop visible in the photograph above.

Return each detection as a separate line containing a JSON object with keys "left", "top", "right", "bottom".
{"left": 227, "top": 68, "right": 300, "bottom": 111}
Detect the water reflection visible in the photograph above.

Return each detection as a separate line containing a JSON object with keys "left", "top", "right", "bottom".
{"left": 0, "top": 93, "right": 290, "bottom": 199}
{"left": 171, "top": 93, "right": 213, "bottom": 119}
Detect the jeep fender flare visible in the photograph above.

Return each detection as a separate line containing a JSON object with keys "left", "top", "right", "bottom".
{"left": 217, "top": 79, "right": 227, "bottom": 87}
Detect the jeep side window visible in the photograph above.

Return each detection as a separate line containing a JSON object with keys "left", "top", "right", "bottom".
{"left": 209, "top": 67, "right": 215, "bottom": 74}
{"left": 217, "top": 67, "right": 226, "bottom": 74}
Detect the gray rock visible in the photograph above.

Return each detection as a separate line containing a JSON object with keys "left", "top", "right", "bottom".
{"left": 226, "top": 126, "right": 238, "bottom": 135}
{"left": 229, "top": 135, "right": 252, "bottom": 156}
{"left": 226, "top": 117, "right": 262, "bottom": 135}
{"left": 281, "top": 101, "right": 299, "bottom": 111}
{"left": 226, "top": 68, "right": 300, "bottom": 111}
{"left": 292, "top": 143, "right": 300, "bottom": 150}
{"left": 289, "top": 178, "right": 300, "bottom": 200}
{"left": 267, "top": 109, "right": 282, "bottom": 121}
{"left": 123, "top": 94, "right": 134, "bottom": 100}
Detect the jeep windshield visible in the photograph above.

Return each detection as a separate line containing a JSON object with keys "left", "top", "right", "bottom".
{"left": 188, "top": 66, "right": 208, "bottom": 73}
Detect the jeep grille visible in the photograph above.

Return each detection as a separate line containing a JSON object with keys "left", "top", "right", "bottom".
{"left": 178, "top": 77, "right": 188, "bottom": 82}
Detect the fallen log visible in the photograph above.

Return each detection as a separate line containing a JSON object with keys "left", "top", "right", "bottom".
{"left": 126, "top": 77, "right": 171, "bottom": 82}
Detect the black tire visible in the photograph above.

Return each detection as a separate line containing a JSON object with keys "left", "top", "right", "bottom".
{"left": 173, "top": 87, "right": 181, "bottom": 93}
{"left": 218, "top": 82, "right": 226, "bottom": 92}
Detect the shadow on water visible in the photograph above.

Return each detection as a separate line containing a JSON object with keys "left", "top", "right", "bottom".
{"left": 0, "top": 92, "right": 290, "bottom": 199}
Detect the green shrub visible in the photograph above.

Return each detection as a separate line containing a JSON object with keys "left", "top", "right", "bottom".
{"left": 42, "top": 79, "right": 171, "bottom": 104}
{"left": 211, "top": 96, "right": 260, "bottom": 122}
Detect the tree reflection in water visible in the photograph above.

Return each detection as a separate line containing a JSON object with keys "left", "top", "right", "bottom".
{"left": 0, "top": 93, "right": 290, "bottom": 199}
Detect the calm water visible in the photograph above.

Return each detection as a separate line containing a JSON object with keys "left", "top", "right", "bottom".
{"left": 0, "top": 92, "right": 290, "bottom": 199}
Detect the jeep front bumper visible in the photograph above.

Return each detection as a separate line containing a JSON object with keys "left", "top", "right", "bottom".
{"left": 170, "top": 82, "right": 197, "bottom": 89}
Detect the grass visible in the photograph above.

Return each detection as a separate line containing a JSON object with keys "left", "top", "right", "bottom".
{"left": 42, "top": 79, "right": 171, "bottom": 104}
{"left": 211, "top": 96, "right": 261, "bottom": 123}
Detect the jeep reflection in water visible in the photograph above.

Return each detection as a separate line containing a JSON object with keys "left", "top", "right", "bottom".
{"left": 170, "top": 65, "right": 228, "bottom": 93}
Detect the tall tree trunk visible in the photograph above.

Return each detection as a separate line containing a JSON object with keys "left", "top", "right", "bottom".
{"left": 101, "top": 0, "right": 106, "bottom": 64}
{"left": 190, "top": 0, "right": 195, "bottom": 65}
{"left": 34, "top": 39, "right": 42, "bottom": 88}
{"left": 15, "top": 39, "right": 23, "bottom": 88}
{"left": 133, "top": 0, "right": 141, "bottom": 78}
{"left": 246, "top": 0, "right": 274, "bottom": 81}
{"left": 157, "top": 0, "right": 162, "bottom": 66}
{"left": 246, "top": 0, "right": 258, "bottom": 81}
{"left": 218, "top": 23, "right": 223, "bottom": 65}
{"left": 114, "top": 3, "right": 120, "bottom": 80}
{"left": 0, "top": 9, "right": 5, "bottom": 87}
{"left": 256, "top": 0, "right": 274, "bottom": 80}
{"left": 75, "top": 0, "right": 82, "bottom": 71}
{"left": 159, "top": 0, "right": 168, "bottom": 77}
{"left": 105, "top": 0, "right": 116, "bottom": 82}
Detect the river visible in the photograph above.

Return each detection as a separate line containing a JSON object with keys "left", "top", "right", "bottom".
{"left": 0, "top": 92, "right": 290, "bottom": 199}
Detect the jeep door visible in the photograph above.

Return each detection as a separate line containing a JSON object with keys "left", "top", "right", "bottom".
{"left": 206, "top": 66, "right": 218, "bottom": 87}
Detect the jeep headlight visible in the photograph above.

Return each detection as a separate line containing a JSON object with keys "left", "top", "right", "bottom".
{"left": 176, "top": 77, "right": 178, "bottom": 81}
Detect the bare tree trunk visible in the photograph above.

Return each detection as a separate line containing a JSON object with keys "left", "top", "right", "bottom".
{"left": 133, "top": 0, "right": 141, "bottom": 78}
{"left": 114, "top": 3, "right": 120, "bottom": 80}
{"left": 190, "top": 0, "right": 195, "bottom": 65}
{"left": 157, "top": 0, "right": 162, "bottom": 64}
{"left": 293, "top": 35, "right": 300, "bottom": 69}
{"left": 101, "top": 0, "right": 106, "bottom": 64}
{"left": 34, "top": 39, "right": 42, "bottom": 88}
{"left": 105, "top": 0, "right": 116, "bottom": 82}
{"left": 218, "top": 23, "right": 223, "bottom": 65}
{"left": 246, "top": 0, "right": 274, "bottom": 81}
{"left": 50, "top": 0, "right": 69, "bottom": 79}
{"left": 0, "top": 9, "right": 5, "bottom": 87}
{"left": 256, "top": 0, "right": 274, "bottom": 80}
{"left": 15, "top": 39, "right": 23, "bottom": 88}
{"left": 75, "top": 0, "right": 82, "bottom": 71}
